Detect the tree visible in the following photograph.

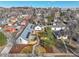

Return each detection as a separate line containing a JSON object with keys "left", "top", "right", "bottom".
{"left": 60, "top": 12, "right": 66, "bottom": 16}
{"left": 39, "top": 27, "right": 56, "bottom": 48}
{"left": 46, "top": 16, "right": 54, "bottom": 23}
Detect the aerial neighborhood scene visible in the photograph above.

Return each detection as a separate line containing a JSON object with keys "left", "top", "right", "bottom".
{"left": 0, "top": 1, "right": 79, "bottom": 57}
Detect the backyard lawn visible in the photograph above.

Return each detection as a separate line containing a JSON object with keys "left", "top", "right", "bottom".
{"left": 38, "top": 27, "right": 56, "bottom": 48}
{"left": 0, "top": 32, "right": 7, "bottom": 46}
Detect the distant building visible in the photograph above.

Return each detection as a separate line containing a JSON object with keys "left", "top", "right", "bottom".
{"left": 0, "top": 18, "right": 6, "bottom": 25}
{"left": 10, "top": 17, "right": 17, "bottom": 23}
{"left": 5, "top": 27, "right": 16, "bottom": 33}
{"left": 51, "top": 18, "right": 68, "bottom": 40}
{"left": 21, "top": 20, "right": 26, "bottom": 26}
{"left": 51, "top": 19, "right": 66, "bottom": 31}
{"left": 54, "top": 30, "right": 68, "bottom": 40}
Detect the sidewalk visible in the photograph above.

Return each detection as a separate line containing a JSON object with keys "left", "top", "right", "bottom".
{"left": 1, "top": 43, "right": 13, "bottom": 54}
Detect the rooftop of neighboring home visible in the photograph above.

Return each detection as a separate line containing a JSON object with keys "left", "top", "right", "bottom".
{"left": 16, "top": 23, "right": 34, "bottom": 44}
{"left": 5, "top": 26, "right": 17, "bottom": 33}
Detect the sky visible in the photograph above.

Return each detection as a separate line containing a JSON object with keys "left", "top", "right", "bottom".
{"left": 0, "top": 1, "right": 79, "bottom": 8}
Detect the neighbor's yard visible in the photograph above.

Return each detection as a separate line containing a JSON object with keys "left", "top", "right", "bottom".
{"left": 0, "top": 32, "right": 7, "bottom": 46}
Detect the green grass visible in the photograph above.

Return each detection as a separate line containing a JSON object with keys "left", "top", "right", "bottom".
{"left": 40, "top": 27, "right": 56, "bottom": 48}
{"left": 0, "top": 32, "right": 7, "bottom": 46}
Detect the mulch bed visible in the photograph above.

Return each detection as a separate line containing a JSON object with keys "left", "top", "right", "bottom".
{"left": 43, "top": 46, "right": 54, "bottom": 53}
{"left": 9, "top": 44, "right": 33, "bottom": 54}
{"left": 10, "top": 44, "right": 57, "bottom": 54}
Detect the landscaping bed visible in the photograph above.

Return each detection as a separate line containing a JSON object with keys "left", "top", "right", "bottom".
{"left": 9, "top": 44, "right": 33, "bottom": 53}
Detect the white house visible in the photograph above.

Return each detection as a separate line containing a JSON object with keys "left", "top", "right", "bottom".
{"left": 57, "top": 35, "right": 68, "bottom": 40}
{"left": 51, "top": 19, "right": 66, "bottom": 31}
{"left": 34, "top": 26, "right": 42, "bottom": 31}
